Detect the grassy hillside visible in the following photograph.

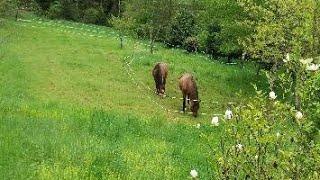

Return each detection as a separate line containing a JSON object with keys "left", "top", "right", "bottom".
{"left": 0, "top": 17, "right": 266, "bottom": 179}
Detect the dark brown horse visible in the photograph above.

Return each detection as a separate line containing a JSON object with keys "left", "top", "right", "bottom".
{"left": 152, "top": 62, "right": 168, "bottom": 96}
{"left": 179, "top": 73, "right": 200, "bottom": 117}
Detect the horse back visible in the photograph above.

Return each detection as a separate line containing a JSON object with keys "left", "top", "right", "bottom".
{"left": 179, "top": 73, "right": 196, "bottom": 94}
{"left": 153, "top": 62, "right": 168, "bottom": 78}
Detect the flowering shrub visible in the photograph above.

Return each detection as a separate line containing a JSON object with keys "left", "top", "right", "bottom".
{"left": 205, "top": 90, "right": 320, "bottom": 179}
{"left": 277, "top": 54, "right": 320, "bottom": 135}
{"left": 224, "top": 109, "right": 233, "bottom": 120}
{"left": 190, "top": 169, "right": 198, "bottom": 178}
{"left": 269, "top": 91, "right": 276, "bottom": 100}
{"left": 300, "top": 71, "right": 320, "bottom": 133}
{"left": 183, "top": 36, "right": 199, "bottom": 53}
{"left": 211, "top": 116, "right": 219, "bottom": 126}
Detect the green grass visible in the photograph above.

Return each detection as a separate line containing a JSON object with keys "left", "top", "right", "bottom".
{"left": 0, "top": 17, "right": 266, "bottom": 179}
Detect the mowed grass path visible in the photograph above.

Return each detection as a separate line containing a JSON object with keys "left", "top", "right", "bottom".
{"left": 0, "top": 18, "right": 266, "bottom": 179}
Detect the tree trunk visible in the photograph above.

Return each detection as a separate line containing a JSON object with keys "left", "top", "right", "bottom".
{"left": 268, "top": 60, "right": 278, "bottom": 91}
{"left": 150, "top": 27, "right": 154, "bottom": 54}
{"left": 15, "top": 7, "right": 19, "bottom": 21}
{"left": 120, "top": 34, "right": 123, "bottom": 49}
{"left": 292, "top": 71, "right": 301, "bottom": 111}
{"left": 313, "top": 2, "right": 320, "bottom": 55}
{"left": 118, "top": 0, "right": 123, "bottom": 49}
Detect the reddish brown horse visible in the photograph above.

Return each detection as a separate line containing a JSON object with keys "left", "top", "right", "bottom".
{"left": 179, "top": 73, "right": 200, "bottom": 117}
{"left": 152, "top": 62, "right": 168, "bottom": 96}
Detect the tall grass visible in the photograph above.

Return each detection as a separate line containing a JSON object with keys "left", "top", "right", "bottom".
{"left": 0, "top": 17, "right": 267, "bottom": 179}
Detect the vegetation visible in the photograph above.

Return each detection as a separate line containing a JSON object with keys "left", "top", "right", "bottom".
{"left": 1, "top": 0, "right": 319, "bottom": 179}
{"left": 0, "top": 17, "right": 265, "bottom": 178}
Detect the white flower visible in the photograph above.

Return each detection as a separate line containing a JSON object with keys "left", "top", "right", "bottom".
{"left": 283, "top": 53, "right": 290, "bottom": 63}
{"left": 190, "top": 169, "right": 198, "bottom": 178}
{"left": 236, "top": 143, "right": 243, "bottom": 152}
{"left": 300, "top": 58, "right": 313, "bottom": 65}
{"left": 196, "top": 123, "right": 201, "bottom": 129}
{"left": 295, "top": 111, "right": 303, "bottom": 120}
{"left": 254, "top": 155, "right": 259, "bottom": 160}
{"left": 276, "top": 132, "right": 281, "bottom": 138}
{"left": 225, "top": 109, "right": 233, "bottom": 120}
{"left": 211, "top": 116, "right": 219, "bottom": 126}
{"left": 306, "top": 64, "right": 319, "bottom": 71}
{"left": 269, "top": 91, "right": 277, "bottom": 100}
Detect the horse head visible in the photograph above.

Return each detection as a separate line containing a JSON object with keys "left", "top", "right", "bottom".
{"left": 191, "top": 99, "right": 200, "bottom": 117}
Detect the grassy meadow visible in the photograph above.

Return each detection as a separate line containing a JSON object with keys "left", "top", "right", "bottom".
{"left": 0, "top": 17, "right": 266, "bottom": 179}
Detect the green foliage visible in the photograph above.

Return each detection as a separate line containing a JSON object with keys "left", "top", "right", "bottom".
{"left": 123, "top": 0, "right": 175, "bottom": 53}
{"left": 207, "top": 90, "right": 320, "bottom": 179}
{"left": 35, "top": 0, "right": 54, "bottom": 11}
{"left": 10, "top": 0, "right": 249, "bottom": 57}
{"left": 198, "top": 0, "right": 246, "bottom": 56}
{"left": 0, "top": 18, "right": 267, "bottom": 178}
{"left": 278, "top": 56, "right": 320, "bottom": 133}
{"left": 47, "top": 0, "right": 62, "bottom": 18}
{"left": 183, "top": 36, "right": 198, "bottom": 53}
{"left": 82, "top": 7, "right": 100, "bottom": 24}
{"left": 238, "top": 0, "right": 317, "bottom": 63}
{"left": 2, "top": 1, "right": 320, "bottom": 178}
{"left": 0, "top": 0, "right": 16, "bottom": 18}
{"left": 302, "top": 73, "right": 320, "bottom": 130}
{"left": 34, "top": 0, "right": 120, "bottom": 25}
{"left": 166, "top": 8, "right": 197, "bottom": 47}
{"left": 110, "top": 16, "right": 133, "bottom": 34}
{"left": 126, "top": 0, "right": 174, "bottom": 35}
{"left": 47, "top": 0, "right": 79, "bottom": 20}
{"left": 205, "top": 22, "right": 222, "bottom": 56}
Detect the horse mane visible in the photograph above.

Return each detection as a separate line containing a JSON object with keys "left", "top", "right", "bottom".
{"left": 154, "top": 64, "right": 164, "bottom": 84}
{"left": 189, "top": 77, "right": 198, "bottom": 101}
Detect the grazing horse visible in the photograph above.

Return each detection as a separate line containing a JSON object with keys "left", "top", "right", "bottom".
{"left": 179, "top": 73, "right": 200, "bottom": 117}
{"left": 152, "top": 62, "right": 168, "bottom": 96}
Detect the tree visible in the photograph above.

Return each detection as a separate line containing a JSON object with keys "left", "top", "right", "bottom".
{"left": 313, "top": 1, "right": 320, "bottom": 56}
{"left": 197, "top": 0, "right": 247, "bottom": 58}
{"left": 110, "top": 0, "right": 133, "bottom": 49}
{"left": 124, "top": 0, "right": 175, "bottom": 53}
{"left": 238, "top": 0, "right": 316, "bottom": 63}
{"left": 0, "top": 0, "right": 16, "bottom": 18}
{"left": 117, "top": 0, "right": 122, "bottom": 48}
{"left": 237, "top": 0, "right": 318, "bottom": 110}
{"left": 13, "top": 0, "right": 35, "bottom": 21}
{"left": 166, "top": 7, "right": 197, "bottom": 48}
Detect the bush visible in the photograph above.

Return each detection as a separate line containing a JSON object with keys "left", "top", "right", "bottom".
{"left": 205, "top": 90, "right": 320, "bottom": 179}
{"left": 205, "top": 22, "right": 222, "bottom": 56}
{"left": 61, "top": 1, "right": 79, "bottom": 21}
{"left": 0, "top": 0, "right": 16, "bottom": 18}
{"left": 300, "top": 70, "right": 320, "bottom": 134}
{"left": 183, "top": 36, "right": 198, "bottom": 53}
{"left": 47, "top": 1, "right": 63, "bottom": 19}
{"left": 166, "top": 8, "right": 197, "bottom": 47}
{"left": 82, "top": 7, "right": 100, "bottom": 24}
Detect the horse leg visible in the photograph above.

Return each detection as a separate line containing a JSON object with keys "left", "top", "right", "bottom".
{"left": 155, "top": 80, "right": 159, "bottom": 94}
{"left": 187, "top": 95, "right": 190, "bottom": 105}
{"left": 182, "top": 94, "right": 186, "bottom": 112}
{"left": 163, "top": 77, "right": 166, "bottom": 93}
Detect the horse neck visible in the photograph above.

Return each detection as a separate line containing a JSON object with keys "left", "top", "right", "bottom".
{"left": 189, "top": 86, "right": 198, "bottom": 101}
{"left": 156, "top": 73, "right": 163, "bottom": 84}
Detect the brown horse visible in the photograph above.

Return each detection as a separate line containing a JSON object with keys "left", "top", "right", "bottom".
{"left": 152, "top": 62, "right": 168, "bottom": 96}
{"left": 179, "top": 73, "right": 200, "bottom": 117}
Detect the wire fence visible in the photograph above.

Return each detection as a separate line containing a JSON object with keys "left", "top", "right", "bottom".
{"left": 16, "top": 17, "right": 229, "bottom": 118}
